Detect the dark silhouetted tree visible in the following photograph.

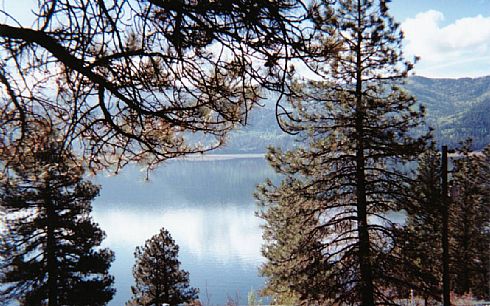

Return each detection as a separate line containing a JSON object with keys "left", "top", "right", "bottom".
{"left": 393, "top": 145, "right": 443, "bottom": 304}
{"left": 397, "top": 141, "right": 490, "bottom": 302}
{"left": 449, "top": 141, "right": 490, "bottom": 300}
{"left": 0, "top": 125, "right": 115, "bottom": 306}
{"left": 257, "top": 0, "right": 428, "bottom": 304}
{"left": 0, "top": 0, "right": 311, "bottom": 172}
{"left": 128, "top": 228, "right": 198, "bottom": 306}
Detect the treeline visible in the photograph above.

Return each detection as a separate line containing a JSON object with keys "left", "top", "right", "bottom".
{"left": 398, "top": 142, "right": 490, "bottom": 302}
{"left": 217, "top": 76, "right": 490, "bottom": 154}
{"left": 258, "top": 141, "right": 490, "bottom": 304}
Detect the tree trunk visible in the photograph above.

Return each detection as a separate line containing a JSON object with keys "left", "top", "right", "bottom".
{"left": 355, "top": 1, "right": 375, "bottom": 304}
{"left": 461, "top": 208, "right": 470, "bottom": 294}
{"left": 45, "top": 184, "right": 58, "bottom": 306}
{"left": 356, "top": 167, "right": 376, "bottom": 306}
{"left": 441, "top": 146, "right": 450, "bottom": 306}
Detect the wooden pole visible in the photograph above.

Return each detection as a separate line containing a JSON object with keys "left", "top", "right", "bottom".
{"left": 441, "top": 145, "right": 450, "bottom": 306}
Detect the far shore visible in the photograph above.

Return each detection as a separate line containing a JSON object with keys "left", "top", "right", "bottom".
{"left": 175, "top": 153, "right": 266, "bottom": 161}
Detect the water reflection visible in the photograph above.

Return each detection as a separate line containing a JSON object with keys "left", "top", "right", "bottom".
{"left": 94, "top": 206, "right": 263, "bottom": 264}
{"left": 92, "top": 157, "right": 277, "bottom": 305}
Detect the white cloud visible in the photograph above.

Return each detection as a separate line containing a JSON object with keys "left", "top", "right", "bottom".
{"left": 402, "top": 10, "right": 490, "bottom": 78}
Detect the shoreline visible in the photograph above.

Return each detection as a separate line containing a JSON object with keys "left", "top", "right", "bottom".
{"left": 174, "top": 153, "right": 266, "bottom": 161}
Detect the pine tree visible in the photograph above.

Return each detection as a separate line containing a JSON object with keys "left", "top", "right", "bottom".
{"left": 128, "top": 228, "right": 198, "bottom": 306}
{"left": 0, "top": 127, "right": 115, "bottom": 305}
{"left": 257, "top": 0, "right": 428, "bottom": 304}
{"left": 401, "top": 142, "right": 490, "bottom": 302}
{"left": 449, "top": 141, "right": 490, "bottom": 300}
{"left": 394, "top": 146, "right": 443, "bottom": 303}
{"left": 257, "top": 176, "right": 334, "bottom": 304}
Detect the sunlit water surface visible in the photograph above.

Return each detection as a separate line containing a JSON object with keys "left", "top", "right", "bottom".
{"left": 92, "top": 157, "right": 276, "bottom": 306}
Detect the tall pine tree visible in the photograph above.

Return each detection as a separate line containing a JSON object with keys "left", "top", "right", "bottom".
{"left": 128, "top": 228, "right": 198, "bottom": 306}
{"left": 393, "top": 145, "right": 443, "bottom": 303}
{"left": 395, "top": 142, "right": 490, "bottom": 303}
{"left": 257, "top": 0, "right": 428, "bottom": 304}
{"left": 449, "top": 141, "right": 490, "bottom": 300}
{"left": 0, "top": 126, "right": 115, "bottom": 305}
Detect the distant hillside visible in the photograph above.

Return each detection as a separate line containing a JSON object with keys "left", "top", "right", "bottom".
{"left": 405, "top": 76, "right": 490, "bottom": 150}
{"left": 216, "top": 99, "right": 293, "bottom": 154}
{"left": 217, "top": 76, "right": 490, "bottom": 153}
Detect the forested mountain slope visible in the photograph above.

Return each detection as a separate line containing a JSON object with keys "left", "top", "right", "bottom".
{"left": 406, "top": 76, "right": 490, "bottom": 149}
{"left": 217, "top": 76, "right": 490, "bottom": 153}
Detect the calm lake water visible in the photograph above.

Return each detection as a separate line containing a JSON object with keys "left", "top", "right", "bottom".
{"left": 92, "top": 156, "right": 277, "bottom": 306}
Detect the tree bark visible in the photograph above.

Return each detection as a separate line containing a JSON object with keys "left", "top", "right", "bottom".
{"left": 355, "top": 1, "right": 375, "bottom": 304}
{"left": 441, "top": 146, "right": 450, "bottom": 306}
{"left": 44, "top": 183, "right": 58, "bottom": 306}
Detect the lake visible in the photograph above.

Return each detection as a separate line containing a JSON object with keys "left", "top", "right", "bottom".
{"left": 92, "top": 156, "right": 277, "bottom": 306}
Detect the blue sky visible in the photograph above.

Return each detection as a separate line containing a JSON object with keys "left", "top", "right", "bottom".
{"left": 390, "top": 0, "right": 490, "bottom": 78}
{"left": 2, "top": 0, "right": 490, "bottom": 78}
{"left": 391, "top": 0, "right": 489, "bottom": 25}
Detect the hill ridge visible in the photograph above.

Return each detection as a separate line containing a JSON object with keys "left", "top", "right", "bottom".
{"left": 216, "top": 76, "right": 490, "bottom": 153}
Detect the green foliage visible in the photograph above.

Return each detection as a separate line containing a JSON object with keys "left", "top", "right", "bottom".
{"left": 128, "top": 228, "right": 198, "bottom": 306}
{"left": 399, "top": 141, "right": 490, "bottom": 302}
{"left": 247, "top": 288, "right": 264, "bottom": 306}
{"left": 257, "top": 0, "right": 428, "bottom": 304}
{"left": 257, "top": 175, "right": 333, "bottom": 303}
{"left": 405, "top": 76, "right": 490, "bottom": 151}
{"left": 0, "top": 126, "right": 115, "bottom": 305}
{"left": 394, "top": 145, "right": 443, "bottom": 302}
{"left": 449, "top": 141, "right": 490, "bottom": 300}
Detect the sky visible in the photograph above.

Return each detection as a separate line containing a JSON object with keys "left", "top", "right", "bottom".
{"left": 390, "top": 0, "right": 490, "bottom": 78}
{"left": 1, "top": 0, "right": 489, "bottom": 79}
